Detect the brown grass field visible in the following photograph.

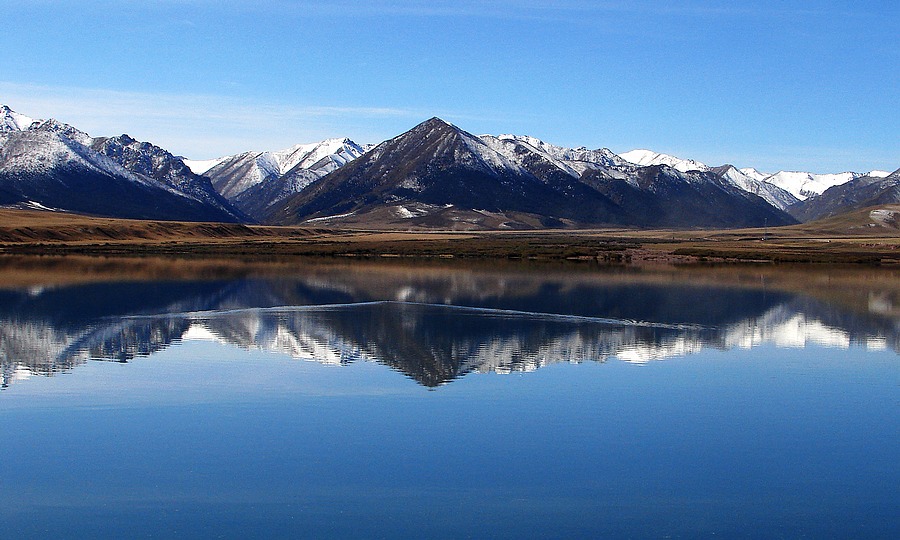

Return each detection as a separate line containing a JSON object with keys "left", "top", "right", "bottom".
{"left": 0, "top": 206, "right": 898, "bottom": 264}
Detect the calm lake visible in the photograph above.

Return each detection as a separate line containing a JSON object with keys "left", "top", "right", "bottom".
{"left": 1, "top": 258, "right": 897, "bottom": 538}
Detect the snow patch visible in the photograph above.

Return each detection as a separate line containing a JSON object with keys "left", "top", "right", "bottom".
{"left": 869, "top": 209, "right": 899, "bottom": 227}
{"left": 183, "top": 157, "right": 226, "bottom": 175}
{"left": 620, "top": 149, "right": 709, "bottom": 172}
{"left": 23, "top": 200, "right": 58, "bottom": 211}
{"left": 303, "top": 211, "right": 356, "bottom": 223}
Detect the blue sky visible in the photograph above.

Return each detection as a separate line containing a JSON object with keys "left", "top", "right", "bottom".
{"left": 1, "top": 0, "right": 897, "bottom": 173}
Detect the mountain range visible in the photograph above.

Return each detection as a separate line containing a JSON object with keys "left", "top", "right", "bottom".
{"left": 1, "top": 104, "right": 896, "bottom": 229}
{"left": 0, "top": 106, "right": 245, "bottom": 222}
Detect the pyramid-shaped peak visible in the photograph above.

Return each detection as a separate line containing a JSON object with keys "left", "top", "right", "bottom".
{"left": 386, "top": 117, "right": 467, "bottom": 146}
{"left": 411, "top": 117, "right": 459, "bottom": 133}
{"left": 423, "top": 116, "right": 452, "bottom": 126}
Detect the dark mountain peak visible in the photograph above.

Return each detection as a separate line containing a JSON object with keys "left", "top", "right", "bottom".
{"left": 421, "top": 116, "right": 454, "bottom": 128}
{"left": 265, "top": 116, "right": 637, "bottom": 227}
{"left": 113, "top": 133, "right": 138, "bottom": 145}
{"left": 887, "top": 167, "right": 900, "bottom": 180}
{"left": 367, "top": 115, "right": 484, "bottom": 171}
{"left": 710, "top": 164, "right": 735, "bottom": 175}
{"left": 399, "top": 117, "right": 462, "bottom": 141}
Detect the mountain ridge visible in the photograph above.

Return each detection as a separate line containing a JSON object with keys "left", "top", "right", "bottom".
{"left": 0, "top": 106, "right": 246, "bottom": 222}
{"left": 266, "top": 117, "right": 796, "bottom": 229}
{"left": 2, "top": 105, "right": 895, "bottom": 229}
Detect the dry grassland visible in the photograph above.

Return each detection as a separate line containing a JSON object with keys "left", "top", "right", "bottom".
{"left": 0, "top": 207, "right": 898, "bottom": 264}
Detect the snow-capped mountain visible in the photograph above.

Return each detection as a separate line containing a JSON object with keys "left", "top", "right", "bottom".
{"left": 620, "top": 147, "right": 897, "bottom": 216}
{"left": 3, "top": 103, "right": 895, "bottom": 228}
{"left": 738, "top": 168, "right": 890, "bottom": 200}
{"left": 0, "top": 105, "right": 246, "bottom": 222}
{"left": 202, "top": 137, "right": 366, "bottom": 220}
{"left": 619, "top": 149, "right": 711, "bottom": 173}
{"left": 790, "top": 168, "right": 900, "bottom": 222}
{"left": 266, "top": 117, "right": 795, "bottom": 229}
{"left": 277, "top": 138, "right": 364, "bottom": 175}
{"left": 580, "top": 164, "right": 796, "bottom": 228}
{"left": 0, "top": 105, "right": 36, "bottom": 132}
{"left": 266, "top": 117, "right": 627, "bottom": 228}
{"left": 203, "top": 151, "right": 281, "bottom": 200}
{"left": 620, "top": 150, "right": 842, "bottom": 207}
{"left": 763, "top": 171, "right": 862, "bottom": 201}
{"left": 739, "top": 168, "right": 770, "bottom": 182}
{"left": 91, "top": 134, "right": 246, "bottom": 221}
{"left": 709, "top": 165, "right": 800, "bottom": 210}
{"left": 493, "top": 134, "right": 628, "bottom": 173}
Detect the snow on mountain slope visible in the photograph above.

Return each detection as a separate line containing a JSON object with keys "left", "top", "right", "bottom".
{"left": 712, "top": 165, "right": 799, "bottom": 210}
{"left": 1, "top": 104, "right": 93, "bottom": 147}
{"left": 205, "top": 151, "right": 281, "bottom": 200}
{"left": 618, "top": 146, "right": 880, "bottom": 205}
{"left": 620, "top": 149, "right": 710, "bottom": 172}
{"left": 479, "top": 134, "right": 581, "bottom": 178}
{"left": 789, "top": 168, "right": 900, "bottom": 222}
{"left": 90, "top": 134, "right": 245, "bottom": 220}
{"left": 0, "top": 105, "right": 36, "bottom": 132}
{"left": 478, "top": 134, "right": 643, "bottom": 190}
{"left": 266, "top": 117, "right": 638, "bottom": 227}
{"left": 184, "top": 157, "right": 227, "bottom": 175}
{"left": 0, "top": 105, "right": 246, "bottom": 221}
{"left": 205, "top": 138, "right": 366, "bottom": 204}
{"left": 274, "top": 138, "right": 365, "bottom": 176}
{"left": 763, "top": 171, "right": 860, "bottom": 200}
{"left": 739, "top": 168, "right": 770, "bottom": 182}
{"left": 868, "top": 170, "right": 890, "bottom": 178}
{"left": 0, "top": 129, "right": 247, "bottom": 221}
{"left": 0, "top": 129, "right": 160, "bottom": 189}
{"left": 453, "top": 125, "right": 530, "bottom": 177}
{"left": 495, "top": 134, "right": 626, "bottom": 169}
{"left": 29, "top": 118, "right": 94, "bottom": 147}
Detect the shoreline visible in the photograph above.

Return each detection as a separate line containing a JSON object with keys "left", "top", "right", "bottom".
{"left": 0, "top": 208, "right": 898, "bottom": 265}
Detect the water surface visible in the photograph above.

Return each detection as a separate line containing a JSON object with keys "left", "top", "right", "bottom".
{"left": 1, "top": 259, "right": 897, "bottom": 538}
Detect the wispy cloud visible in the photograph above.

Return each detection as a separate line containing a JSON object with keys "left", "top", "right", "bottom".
{"left": 0, "top": 82, "right": 428, "bottom": 157}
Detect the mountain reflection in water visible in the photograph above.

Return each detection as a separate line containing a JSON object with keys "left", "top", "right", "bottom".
{"left": 1, "top": 264, "right": 897, "bottom": 388}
